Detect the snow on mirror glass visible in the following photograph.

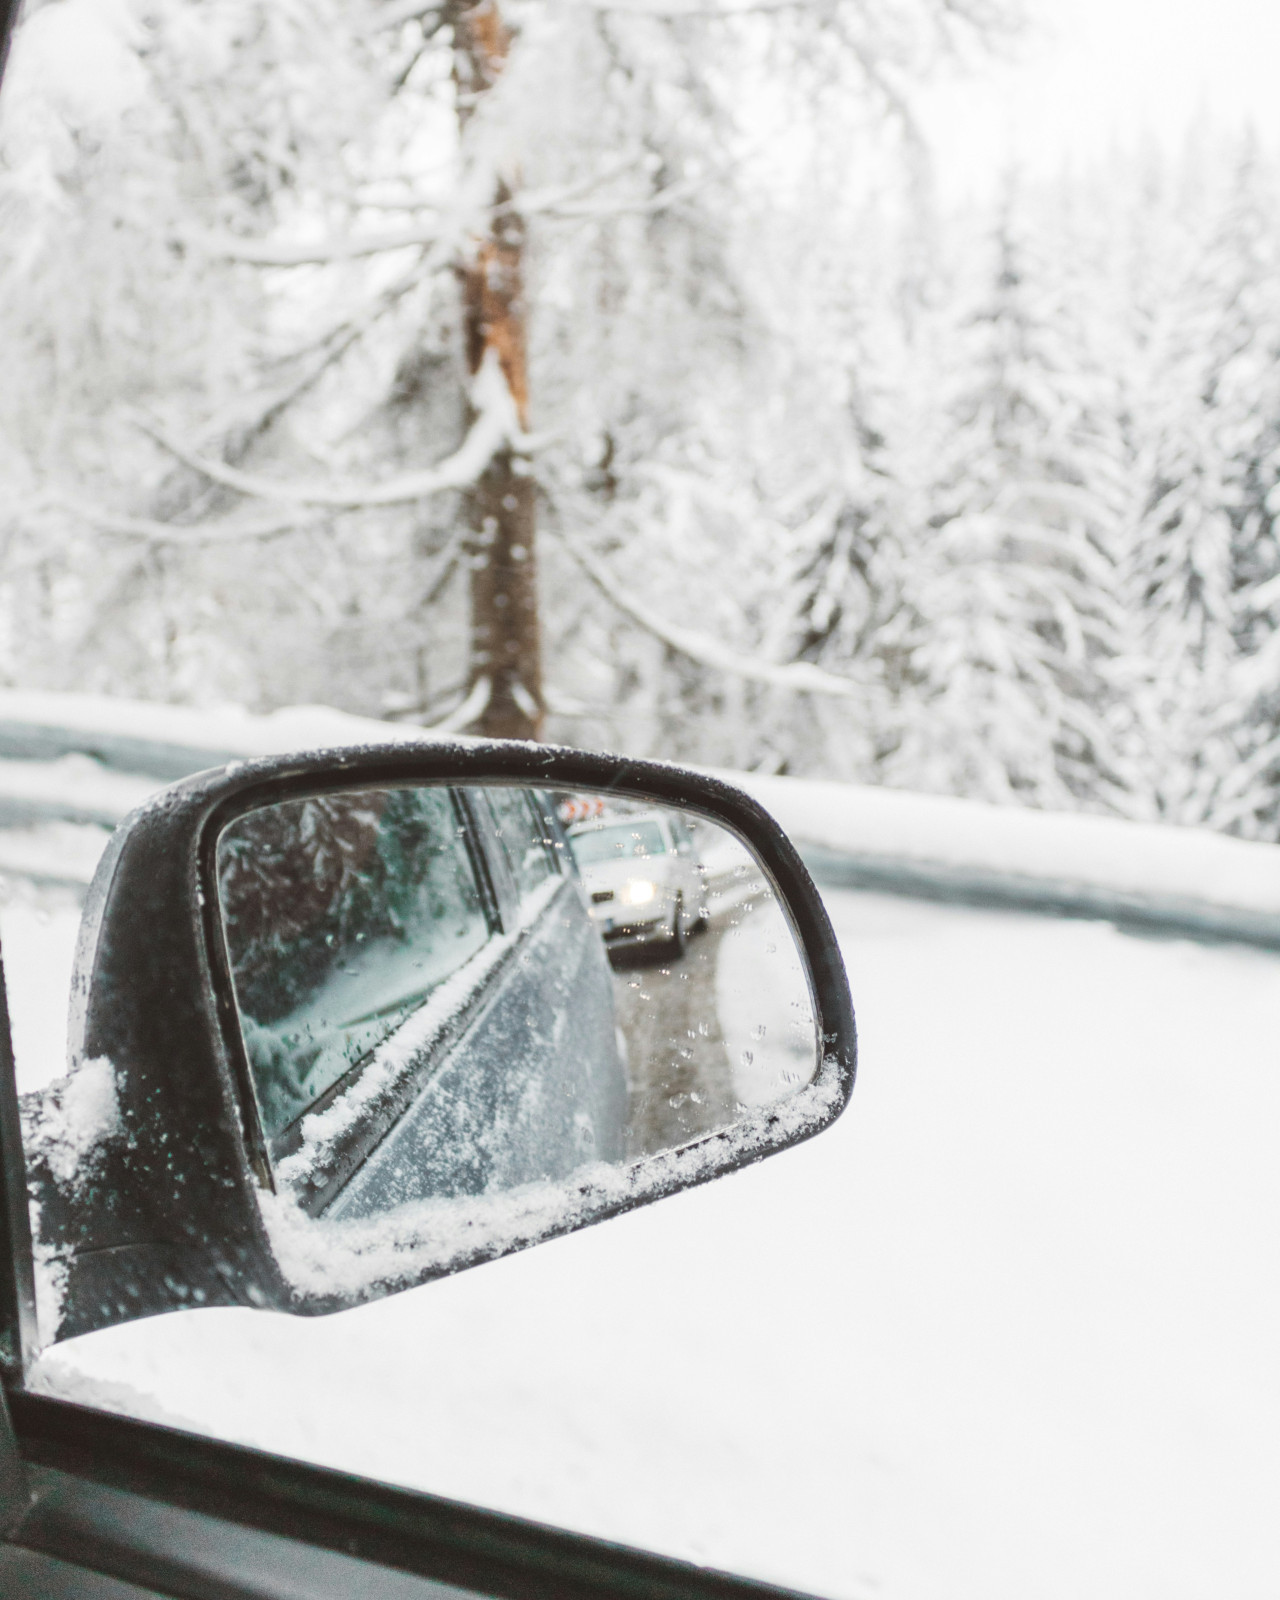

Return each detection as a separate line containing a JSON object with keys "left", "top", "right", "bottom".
{"left": 215, "top": 784, "right": 818, "bottom": 1279}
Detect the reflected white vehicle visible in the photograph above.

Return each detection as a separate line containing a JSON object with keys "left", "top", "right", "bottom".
{"left": 566, "top": 808, "right": 709, "bottom": 959}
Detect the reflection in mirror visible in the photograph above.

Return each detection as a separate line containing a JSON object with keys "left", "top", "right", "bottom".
{"left": 216, "top": 785, "right": 819, "bottom": 1235}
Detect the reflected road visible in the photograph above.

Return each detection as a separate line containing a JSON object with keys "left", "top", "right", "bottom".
{"left": 611, "top": 918, "right": 739, "bottom": 1158}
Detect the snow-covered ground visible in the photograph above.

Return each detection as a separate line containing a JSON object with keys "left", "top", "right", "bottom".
{"left": 22, "top": 885, "right": 1280, "bottom": 1600}
{"left": 0, "top": 693, "right": 1276, "bottom": 1598}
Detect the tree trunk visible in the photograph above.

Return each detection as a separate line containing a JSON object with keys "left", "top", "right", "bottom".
{"left": 452, "top": 0, "right": 544, "bottom": 742}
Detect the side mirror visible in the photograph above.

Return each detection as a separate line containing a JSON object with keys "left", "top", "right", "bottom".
{"left": 21, "top": 743, "right": 856, "bottom": 1346}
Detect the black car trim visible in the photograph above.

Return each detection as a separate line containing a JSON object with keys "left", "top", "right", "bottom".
{"left": 453, "top": 788, "right": 510, "bottom": 938}
{"left": 9, "top": 1393, "right": 823, "bottom": 1600}
{"left": 0, "top": 957, "right": 35, "bottom": 1379}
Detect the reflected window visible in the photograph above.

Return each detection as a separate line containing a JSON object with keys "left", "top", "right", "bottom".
{"left": 483, "top": 787, "right": 557, "bottom": 902}
{"left": 218, "top": 787, "right": 490, "bottom": 1140}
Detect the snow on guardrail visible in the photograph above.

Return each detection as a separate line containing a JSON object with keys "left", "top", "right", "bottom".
{"left": 734, "top": 772, "right": 1280, "bottom": 951}
{"left": 0, "top": 688, "right": 441, "bottom": 782}
{"left": 0, "top": 691, "right": 436, "bottom": 887}
{"left": 0, "top": 755, "right": 157, "bottom": 826}
{"left": 0, "top": 689, "right": 1276, "bottom": 948}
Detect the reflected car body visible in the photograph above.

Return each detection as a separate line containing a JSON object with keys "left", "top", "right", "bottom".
{"left": 219, "top": 785, "right": 629, "bottom": 1217}
{"left": 567, "top": 809, "right": 709, "bottom": 957}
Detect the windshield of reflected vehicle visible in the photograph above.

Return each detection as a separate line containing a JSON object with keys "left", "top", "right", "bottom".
{"left": 568, "top": 820, "right": 667, "bottom": 865}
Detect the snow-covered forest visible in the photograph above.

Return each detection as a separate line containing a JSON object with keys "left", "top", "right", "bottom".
{"left": 4, "top": 0, "right": 1280, "bottom": 836}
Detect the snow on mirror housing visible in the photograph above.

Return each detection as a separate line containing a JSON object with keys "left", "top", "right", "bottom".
{"left": 22, "top": 744, "right": 855, "bottom": 1351}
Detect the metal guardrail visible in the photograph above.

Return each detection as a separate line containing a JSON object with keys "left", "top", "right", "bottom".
{"left": 0, "top": 721, "right": 239, "bottom": 785}
{"left": 797, "top": 843, "right": 1280, "bottom": 953}
{"left": 0, "top": 710, "right": 1277, "bottom": 953}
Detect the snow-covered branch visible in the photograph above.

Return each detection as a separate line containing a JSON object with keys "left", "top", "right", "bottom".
{"left": 54, "top": 499, "right": 319, "bottom": 545}
{"left": 541, "top": 174, "right": 707, "bottom": 220}
{"left": 138, "top": 352, "right": 519, "bottom": 508}
{"left": 418, "top": 529, "right": 467, "bottom": 609}
{"left": 368, "top": 0, "right": 446, "bottom": 33}
{"left": 195, "top": 223, "right": 447, "bottom": 267}
{"left": 578, "top": 0, "right": 824, "bottom": 13}
{"left": 426, "top": 676, "right": 490, "bottom": 733}
{"left": 556, "top": 534, "right": 862, "bottom": 699}
{"left": 196, "top": 161, "right": 697, "bottom": 267}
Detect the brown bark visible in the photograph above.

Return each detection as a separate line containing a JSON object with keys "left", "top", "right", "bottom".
{"left": 451, "top": 0, "right": 544, "bottom": 741}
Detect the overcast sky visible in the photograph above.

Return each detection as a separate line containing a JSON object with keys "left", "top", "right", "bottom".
{"left": 918, "top": 0, "right": 1280, "bottom": 199}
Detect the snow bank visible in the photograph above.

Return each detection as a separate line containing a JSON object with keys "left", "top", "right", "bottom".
{"left": 33, "top": 891, "right": 1280, "bottom": 1600}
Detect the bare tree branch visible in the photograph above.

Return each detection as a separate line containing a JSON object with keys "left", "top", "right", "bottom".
{"left": 555, "top": 531, "right": 863, "bottom": 698}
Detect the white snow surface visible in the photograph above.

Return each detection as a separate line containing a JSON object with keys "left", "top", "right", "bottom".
{"left": 1, "top": 893, "right": 84, "bottom": 1091}
{"left": 2, "top": 693, "right": 1279, "bottom": 1597}
{"left": 29, "top": 889, "right": 1280, "bottom": 1600}
{"left": 26, "top": 1053, "right": 120, "bottom": 1187}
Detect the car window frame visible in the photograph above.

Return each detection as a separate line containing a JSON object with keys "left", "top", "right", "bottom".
{"left": 476, "top": 786, "right": 563, "bottom": 919}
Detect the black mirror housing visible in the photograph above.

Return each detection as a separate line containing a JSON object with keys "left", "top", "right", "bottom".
{"left": 24, "top": 742, "right": 856, "bottom": 1347}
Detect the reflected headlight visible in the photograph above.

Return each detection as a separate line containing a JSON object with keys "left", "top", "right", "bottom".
{"left": 620, "top": 878, "right": 656, "bottom": 905}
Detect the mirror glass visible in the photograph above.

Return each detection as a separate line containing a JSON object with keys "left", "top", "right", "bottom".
{"left": 215, "top": 784, "right": 819, "bottom": 1238}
